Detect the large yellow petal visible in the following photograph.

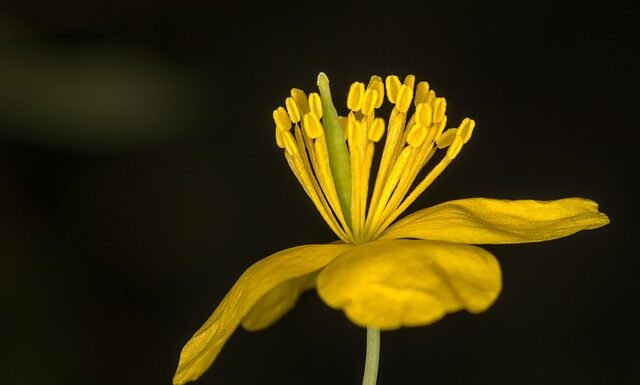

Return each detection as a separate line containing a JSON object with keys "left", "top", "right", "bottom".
{"left": 380, "top": 198, "right": 609, "bottom": 244}
{"left": 241, "top": 271, "right": 317, "bottom": 331}
{"left": 173, "top": 243, "right": 353, "bottom": 385}
{"left": 317, "top": 239, "right": 501, "bottom": 330}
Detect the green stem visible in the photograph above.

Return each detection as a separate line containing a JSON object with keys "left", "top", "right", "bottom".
{"left": 362, "top": 328, "right": 380, "bottom": 385}
{"left": 317, "top": 72, "right": 352, "bottom": 227}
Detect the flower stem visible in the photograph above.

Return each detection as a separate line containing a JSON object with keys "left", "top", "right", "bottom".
{"left": 362, "top": 328, "right": 380, "bottom": 385}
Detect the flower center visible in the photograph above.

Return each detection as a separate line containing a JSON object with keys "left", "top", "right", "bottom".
{"left": 273, "top": 73, "right": 474, "bottom": 244}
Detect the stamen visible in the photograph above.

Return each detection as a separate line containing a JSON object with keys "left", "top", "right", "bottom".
{"left": 367, "top": 146, "right": 412, "bottom": 228}
{"left": 367, "top": 76, "right": 385, "bottom": 108}
{"left": 285, "top": 97, "right": 301, "bottom": 123}
{"left": 308, "top": 92, "right": 323, "bottom": 118}
{"left": 385, "top": 75, "right": 401, "bottom": 104}
{"left": 275, "top": 73, "right": 474, "bottom": 243}
{"left": 284, "top": 151, "right": 349, "bottom": 241}
{"left": 291, "top": 88, "right": 310, "bottom": 114}
{"left": 367, "top": 118, "right": 385, "bottom": 143}
{"left": 403, "top": 74, "right": 415, "bottom": 90}
{"left": 275, "top": 127, "right": 285, "bottom": 149}
{"left": 415, "top": 103, "right": 433, "bottom": 126}
{"left": 361, "top": 89, "right": 378, "bottom": 116}
{"left": 406, "top": 124, "right": 428, "bottom": 148}
{"left": 273, "top": 107, "right": 291, "bottom": 132}
{"left": 414, "top": 81, "right": 430, "bottom": 105}
{"left": 459, "top": 118, "right": 475, "bottom": 143}
{"left": 436, "top": 128, "right": 457, "bottom": 149}
{"left": 347, "top": 82, "right": 365, "bottom": 112}
{"left": 446, "top": 135, "right": 464, "bottom": 159}
{"left": 365, "top": 107, "right": 408, "bottom": 229}
{"left": 395, "top": 84, "right": 413, "bottom": 113}
{"left": 282, "top": 130, "right": 299, "bottom": 156}
{"left": 303, "top": 112, "right": 324, "bottom": 139}
{"left": 433, "top": 97, "right": 447, "bottom": 123}
{"left": 294, "top": 126, "right": 352, "bottom": 239}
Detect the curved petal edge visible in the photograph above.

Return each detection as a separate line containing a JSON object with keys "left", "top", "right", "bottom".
{"left": 317, "top": 239, "right": 502, "bottom": 330}
{"left": 173, "top": 243, "right": 352, "bottom": 385}
{"left": 380, "top": 197, "right": 609, "bottom": 244}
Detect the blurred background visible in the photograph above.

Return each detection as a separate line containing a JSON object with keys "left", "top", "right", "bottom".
{"left": 1, "top": 1, "right": 636, "bottom": 385}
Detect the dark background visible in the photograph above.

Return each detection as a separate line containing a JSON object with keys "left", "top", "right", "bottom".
{"left": 1, "top": 1, "right": 636, "bottom": 385}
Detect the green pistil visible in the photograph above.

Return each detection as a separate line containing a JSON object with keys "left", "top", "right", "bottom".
{"left": 317, "top": 72, "right": 352, "bottom": 227}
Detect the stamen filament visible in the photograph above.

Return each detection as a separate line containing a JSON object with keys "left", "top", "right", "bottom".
{"left": 365, "top": 107, "right": 407, "bottom": 231}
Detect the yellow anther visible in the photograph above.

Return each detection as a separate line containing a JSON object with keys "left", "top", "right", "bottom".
{"left": 273, "top": 107, "right": 291, "bottom": 132}
{"left": 291, "top": 88, "right": 309, "bottom": 114}
{"left": 446, "top": 135, "right": 464, "bottom": 159}
{"left": 426, "top": 89, "right": 436, "bottom": 105}
{"left": 368, "top": 76, "right": 385, "bottom": 108}
{"left": 302, "top": 112, "right": 324, "bottom": 139}
{"left": 308, "top": 92, "right": 323, "bottom": 118}
{"left": 347, "top": 82, "right": 365, "bottom": 111}
{"left": 385, "top": 75, "right": 401, "bottom": 104}
{"left": 367, "top": 117, "right": 385, "bottom": 142}
{"left": 282, "top": 130, "right": 299, "bottom": 156}
{"left": 414, "top": 81, "right": 430, "bottom": 105}
{"left": 395, "top": 84, "right": 413, "bottom": 113}
{"left": 406, "top": 124, "right": 428, "bottom": 148}
{"left": 458, "top": 118, "right": 475, "bottom": 143}
{"left": 275, "top": 126, "right": 285, "bottom": 148}
{"left": 436, "top": 128, "right": 457, "bottom": 149}
{"left": 433, "top": 97, "right": 447, "bottom": 123}
{"left": 403, "top": 74, "right": 415, "bottom": 90}
{"left": 415, "top": 103, "right": 433, "bottom": 126}
{"left": 285, "top": 97, "right": 301, "bottom": 123}
{"left": 361, "top": 89, "right": 378, "bottom": 116}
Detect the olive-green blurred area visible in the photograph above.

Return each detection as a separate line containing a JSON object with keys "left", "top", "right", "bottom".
{"left": 1, "top": 2, "right": 636, "bottom": 385}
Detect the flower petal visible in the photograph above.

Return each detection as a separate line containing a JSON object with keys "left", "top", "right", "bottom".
{"left": 317, "top": 239, "right": 501, "bottom": 330}
{"left": 380, "top": 197, "right": 609, "bottom": 244}
{"left": 241, "top": 271, "right": 317, "bottom": 331}
{"left": 173, "top": 243, "right": 353, "bottom": 385}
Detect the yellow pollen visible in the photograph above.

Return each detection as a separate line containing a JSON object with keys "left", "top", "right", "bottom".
{"left": 436, "top": 128, "right": 457, "bottom": 149}
{"left": 434, "top": 97, "right": 447, "bottom": 123}
{"left": 285, "top": 97, "right": 301, "bottom": 123}
{"left": 459, "top": 118, "right": 475, "bottom": 143}
{"left": 368, "top": 76, "right": 385, "bottom": 108}
{"left": 303, "top": 112, "right": 324, "bottom": 139}
{"left": 361, "top": 89, "right": 378, "bottom": 116}
{"left": 406, "top": 124, "right": 428, "bottom": 148}
{"left": 403, "top": 74, "right": 415, "bottom": 90}
{"left": 415, "top": 103, "right": 433, "bottom": 126}
{"left": 291, "top": 88, "right": 309, "bottom": 114}
{"left": 367, "top": 117, "right": 385, "bottom": 142}
{"left": 273, "top": 107, "right": 291, "bottom": 132}
{"left": 347, "top": 82, "right": 365, "bottom": 111}
{"left": 414, "top": 81, "right": 430, "bottom": 105}
{"left": 446, "top": 135, "right": 464, "bottom": 159}
{"left": 275, "top": 73, "right": 474, "bottom": 243}
{"left": 275, "top": 127, "right": 285, "bottom": 148}
{"left": 385, "top": 75, "right": 401, "bottom": 104}
{"left": 395, "top": 84, "right": 413, "bottom": 113}
{"left": 308, "top": 92, "right": 323, "bottom": 118}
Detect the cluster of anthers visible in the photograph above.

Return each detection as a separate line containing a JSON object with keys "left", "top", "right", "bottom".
{"left": 273, "top": 73, "right": 474, "bottom": 244}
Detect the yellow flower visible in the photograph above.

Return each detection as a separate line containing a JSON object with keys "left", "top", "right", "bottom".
{"left": 173, "top": 73, "right": 609, "bottom": 384}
